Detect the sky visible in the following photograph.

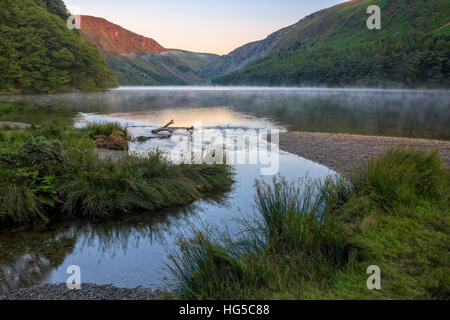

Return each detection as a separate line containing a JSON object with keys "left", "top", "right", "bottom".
{"left": 64, "top": 0, "right": 346, "bottom": 55}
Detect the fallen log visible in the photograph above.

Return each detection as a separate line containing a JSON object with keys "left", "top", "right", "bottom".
{"left": 162, "top": 119, "right": 175, "bottom": 128}
{"left": 151, "top": 126, "right": 194, "bottom": 134}
{"left": 133, "top": 120, "right": 194, "bottom": 142}
{"left": 135, "top": 134, "right": 172, "bottom": 142}
{"left": 151, "top": 119, "right": 194, "bottom": 134}
{"left": 136, "top": 136, "right": 153, "bottom": 142}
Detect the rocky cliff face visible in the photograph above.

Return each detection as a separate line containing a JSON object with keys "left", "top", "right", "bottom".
{"left": 79, "top": 15, "right": 165, "bottom": 56}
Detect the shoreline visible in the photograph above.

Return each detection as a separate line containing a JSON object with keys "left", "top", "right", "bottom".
{"left": 0, "top": 283, "right": 164, "bottom": 300}
{"left": 278, "top": 132, "right": 450, "bottom": 173}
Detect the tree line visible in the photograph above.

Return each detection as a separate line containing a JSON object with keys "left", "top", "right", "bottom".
{"left": 0, "top": 0, "right": 117, "bottom": 94}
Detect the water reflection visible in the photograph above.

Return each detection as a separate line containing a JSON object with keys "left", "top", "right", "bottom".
{"left": 0, "top": 158, "right": 330, "bottom": 293}
{"left": 0, "top": 204, "right": 195, "bottom": 294}
{"left": 0, "top": 226, "right": 77, "bottom": 294}
{"left": 2, "top": 87, "right": 449, "bottom": 139}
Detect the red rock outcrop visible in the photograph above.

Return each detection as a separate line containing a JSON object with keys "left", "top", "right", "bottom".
{"left": 78, "top": 15, "right": 165, "bottom": 56}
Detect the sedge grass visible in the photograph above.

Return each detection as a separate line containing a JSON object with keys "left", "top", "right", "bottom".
{"left": 168, "top": 148, "right": 449, "bottom": 300}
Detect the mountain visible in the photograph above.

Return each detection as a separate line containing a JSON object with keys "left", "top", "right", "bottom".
{"left": 79, "top": 15, "right": 219, "bottom": 85}
{"left": 0, "top": 0, "right": 118, "bottom": 94}
{"left": 267, "top": 0, "right": 450, "bottom": 53}
{"left": 213, "top": 0, "right": 450, "bottom": 88}
{"left": 202, "top": 24, "right": 297, "bottom": 79}
{"left": 79, "top": 15, "right": 165, "bottom": 56}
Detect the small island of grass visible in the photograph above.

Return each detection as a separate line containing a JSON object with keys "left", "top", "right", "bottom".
{"left": 0, "top": 104, "right": 233, "bottom": 226}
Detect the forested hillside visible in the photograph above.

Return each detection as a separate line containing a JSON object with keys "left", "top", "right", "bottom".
{"left": 215, "top": 33, "right": 450, "bottom": 87}
{"left": 214, "top": 0, "right": 450, "bottom": 88}
{"left": 0, "top": 0, "right": 118, "bottom": 94}
{"left": 35, "top": 0, "right": 69, "bottom": 20}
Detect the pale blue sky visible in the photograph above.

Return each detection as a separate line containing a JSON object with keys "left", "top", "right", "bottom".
{"left": 64, "top": 0, "right": 346, "bottom": 54}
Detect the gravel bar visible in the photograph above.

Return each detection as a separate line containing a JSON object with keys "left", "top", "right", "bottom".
{"left": 279, "top": 132, "right": 450, "bottom": 173}
{"left": 0, "top": 283, "right": 165, "bottom": 300}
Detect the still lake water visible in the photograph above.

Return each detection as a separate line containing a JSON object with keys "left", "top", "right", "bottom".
{"left": 3, "top": 86, "right": 449, "bottom": 139}
{"left": 1, "top": 87, "right": 449, "bottom": 294}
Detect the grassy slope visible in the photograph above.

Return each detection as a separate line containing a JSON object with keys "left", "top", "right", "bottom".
{"left": 271, "top": 0, "right": 450, "bottom": 52}
{"left": 0, "top": 104, "right": 233, "bottom": 225}
{"left": 169, "top": 149, "right": 449, "bottom": 300}
{"left": 214, "top": 0, "right": 450, "bottom": 87}
{"left": 105, "top": 51, "right": 220, "bottom": 86}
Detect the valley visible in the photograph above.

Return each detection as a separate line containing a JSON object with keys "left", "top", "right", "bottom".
{"left": 75, "top": 0, "right": 449, "bottom": 88}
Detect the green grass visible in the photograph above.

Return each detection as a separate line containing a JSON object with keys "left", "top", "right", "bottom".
{"left": 60, "top": 152, "right": 232, "bottom": 218}
{"left": 214, "top": 0, "right": 450, "bottom": 88}
{"left": 168, "top": 148, "right": 449, "bottom": 300}
{"left": 83, "top": 122, "right": 131, "bottom": 140}
{"left": 0, "top": 104, "right": 234, "bottom": 225}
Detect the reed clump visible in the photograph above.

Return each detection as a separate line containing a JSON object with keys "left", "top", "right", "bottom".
{"left": 169, "top": 148, "right": 449, "bottom": 300}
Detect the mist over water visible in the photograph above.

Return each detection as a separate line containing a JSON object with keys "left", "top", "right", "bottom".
{"left": 2, "top": 86, "right": 449, "bottom": 139}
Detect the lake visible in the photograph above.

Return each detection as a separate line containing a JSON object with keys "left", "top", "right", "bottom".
{"left": 3, "top": 86, "right": 449, "bottom": 139}
{"left": 0, "top": 87, "right": 449, "bottom": 294}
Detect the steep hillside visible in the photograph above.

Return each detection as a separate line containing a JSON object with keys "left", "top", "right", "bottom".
{"left": 80, "top": 15, "right": 165, "bottom": 56}
{"left": 34, "top": 0, "right": 69, "bottom": 20}
{"left": 79, "top": 15, "right": 219, "bottom": 85}
{"left": 269, "top": 0, "right": 450, "bottom": 53}
{"left": 202, "top": 24, "right": 296, "bottom": 79}
{"left": 214, "top": 0, "right": 450, "bottom": 88}
{"left": 106, "top": 50, "right": 219, "bottom": 85}
{"left": 0, "top": 0, "right": 118, "bottom": 94}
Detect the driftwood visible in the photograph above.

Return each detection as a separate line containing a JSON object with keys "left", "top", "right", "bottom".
{"left": 134, "top": 120, "right": 194, "bottom": 142}
{"left": 136, "top": 135, "right": 171, "bottom": 141}
{"left": 151, "top": 119, "right": 194, "bottom": 134}
{"left": 151, "top": 126, "right": 194, "bottom": 134}
{"left": 162, "top": 120, "right": 175, "bottom": 128}
{"left": 157, "top": 134, "right": 172, "bottom": 139}
{"left": 136, "top": 136, "right": 152, "bottom": 142}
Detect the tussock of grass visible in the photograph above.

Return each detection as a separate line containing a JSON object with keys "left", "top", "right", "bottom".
{"left": 0, "top": 183, "right": 46, "bottom": 223}
{"left": 168, "top": 230, "right": 247, "bottom": 300}
{"left": 351, "top": 148, "right": 447, "bottom": 208}
{"left": 84, "top": 122, "right": 131, "bottom": 140}
{"left": 169, "top": 148, "right": 449, "bottom": 300}
{"left": 60, "top": 152, "right": 232, "bottom": 218}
